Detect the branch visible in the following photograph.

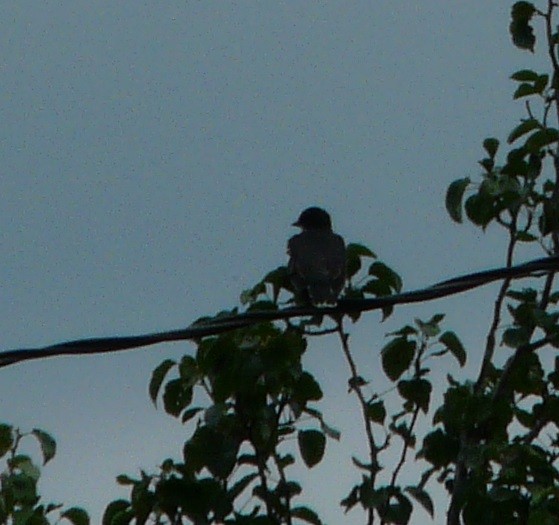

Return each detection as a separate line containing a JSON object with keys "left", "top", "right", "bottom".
{"left": 336, "top": 317, "right": 376, "bottom": 525}
{"left": 474, "top": 226, "right": 517, "bottom": 393}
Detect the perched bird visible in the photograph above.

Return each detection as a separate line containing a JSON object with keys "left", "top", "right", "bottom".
{"left": 287, "top": 207, "right": 346, "bottom": 305}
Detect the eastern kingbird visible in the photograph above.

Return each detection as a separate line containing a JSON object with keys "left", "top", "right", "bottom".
{"left": 287, "top": 207, "right": 346, "bottom": 305}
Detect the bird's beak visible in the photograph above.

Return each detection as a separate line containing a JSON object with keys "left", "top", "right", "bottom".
{"left": 292, "top": 221, "right": 301, "bottom": 227}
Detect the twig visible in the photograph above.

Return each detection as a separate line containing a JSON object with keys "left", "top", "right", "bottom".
{"left": 336, "top": 316, "right": 377, "bottom": 525}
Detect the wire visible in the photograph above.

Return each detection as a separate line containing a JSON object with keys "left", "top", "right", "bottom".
{"left": 1, "top": 255, "right": 558, "bottom": 369}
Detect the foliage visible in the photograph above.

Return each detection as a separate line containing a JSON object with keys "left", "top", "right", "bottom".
{"left": 440, "top": 2, "right": 559, "bottom": 524}
{"left": 103, "top": 4, "right": 559, "bottom": 523}
{"left": 0, "top": 424, "right": 89, "bottom": 525}
{"left": 6, "top": 2, "right": 559, "bottom": 524}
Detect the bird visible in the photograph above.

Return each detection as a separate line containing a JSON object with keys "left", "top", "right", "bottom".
{"left": 287, "top": 207, "right": 346, "bottom": 305}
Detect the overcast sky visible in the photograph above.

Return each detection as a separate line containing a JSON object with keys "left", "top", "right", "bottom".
{"left": 0, "top": 2, "right": 548, "bottom": 524}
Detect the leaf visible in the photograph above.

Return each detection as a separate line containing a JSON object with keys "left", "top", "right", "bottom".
{"left": 388, "top": 325, "right": 417, "bottom": 337}
{"left": 397, "top": 379, "right": 432, "bottom": 413}
{"left": 228, "top": 473, "right": 258, "bottom": 500}
{"left": 346, "top": 243, "right": 376, "bottom": 279}
{"left": 464, "top": 192, "right": 495, "bottom": 228}
{"left": 352, "top": 456, "right": 381, "bottom": 473}
{"left": 181, "top": 407, "right": 203, "bottom": 424}
{"left": 61, "top": 507, "right": 90, "bottom": 525}
{"left": 0, "top": 424, "right": 13, "bottom": 458}
{"left": 116, "top": 475, "right": 136, "bottom": 485}
{"left": 516, "top": 231, "right": 538, "bottom": 242}
{"left": 320, "top": 420, "right": 341, "bottom": 441}
{"left": 502, "top": 327, "right": 531, "bottom": 348}
{"left": 439, "top": 331, "right": 467, "bottom": 366}
{"left": 510, "top": 69, "right": 539, "bottom": 82}
{"left": 341, "top": 486, "right": 360, "bottom": 511}
{"left": 240, "top": 281, "right": 266, "bottom": 305}
{"left": 102, "top": 500, "right": 130, "bottom": 525}
{"left": 508, "top": 119, "right": 540, "bottom": 144}
{"left": 345, "top": 243, "right": 376, "bottom": 259}
{"left": 535, "top": 74, "right": 549, "bottom": 92}
{"left": 362, "top": 279, "right": 392, "bottom": 297}
{"left": 415, "top": 317, "right": 441, "bottom": 338}
{"left": 149, "top": 359, "right": 176, "bottom": 406}
{"left": 178, "top": 355, "right": 198, "bottom": 384}
{"left": 293, "top": 372, "right": 323, "bottom": 403}
{"left": 162, "top": 379, "right": 193, "bottom": 417}
{"left": 381, "top": 337, "right": 415, "bottom": 382}
{"left": 298, "top": 430, "right": 326, "bottom": 468}
{"left": 419, "top": 429, "right": 459, "bottom": 467}
{"left": 14, "top": 455, "right": 41, "bottom": 480}
{"left": 263, "top": 266, "right": 290, "bottom": 302}
{"left": 247, "top": 300, "right": 278, "bottom": 312}
{"left": 510, "top": 2, "right": 536, "bottom": 52}
{"left": 381, "top": 492, "right": 413, "bottom": 523}
{"left": 405, "top": 486, "right": 434, "bottom": 518}
{"left": 348, "top": 375, "right": 368, "bottom": 390}
{"left": 483, "top": 138, "right": 499, "bottom": 159}
{"left": 524, "top": 128, "right": 559, "bottom": 153}
{"left": 445, "top": 178, "right": 470, "bottom": 223}
{"left": 31, "top": 429, "right": 56, "bottom": 465}
{"left": 368, "top": 262, "right": 403, "bottom": 292}
{"left": 366, "top": 400, "right": 386, "bottom": 425}
{"left": 513, "top": 83, "right": 540, "bottom": 99}
{"left": 291, "top": 506, "right": 323, "bottom": 525}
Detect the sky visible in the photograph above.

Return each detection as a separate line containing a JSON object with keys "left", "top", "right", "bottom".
{"left": 0, "top": 2, "right": 550, "bottom": 524}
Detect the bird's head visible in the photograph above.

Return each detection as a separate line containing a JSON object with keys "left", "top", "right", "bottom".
{"left": 292, "top": 207, "right": 332, "bottom": 230}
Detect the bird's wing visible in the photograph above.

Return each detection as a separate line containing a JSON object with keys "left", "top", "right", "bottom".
{"left": 325, "top": 233, "right": 346, "bottom": 278}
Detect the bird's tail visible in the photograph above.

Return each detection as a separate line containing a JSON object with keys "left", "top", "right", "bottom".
{"left": 307, "top": 281, "right": 337, "bottom": 306}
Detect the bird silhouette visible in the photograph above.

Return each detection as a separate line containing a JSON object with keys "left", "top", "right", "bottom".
{"left": 287, "top": 207, "right": 346, "bottom": 305}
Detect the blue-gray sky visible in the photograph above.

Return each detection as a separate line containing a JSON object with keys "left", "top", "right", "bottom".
{"left": 0, "top": 2, "right": 547, "bottom": 523}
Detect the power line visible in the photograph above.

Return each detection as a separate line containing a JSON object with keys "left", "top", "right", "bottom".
{"left": 1, "top": 255, "right": 558, "bottom": 369}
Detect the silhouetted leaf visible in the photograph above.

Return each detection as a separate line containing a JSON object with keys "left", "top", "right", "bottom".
{"left": 483, "top": 138, "right": 499, "bottom": 158}
{"left": 524, "top": 128, "right": 559, "bottom": 153}
{"left": 366, "top": 400, "right": 386, "bottom": 425}
{"left": 61, "top": 507, "right": 89, "bottom": 525}
{"left": 178, "top": 356, "right": 198, "bottom": 385}
{"left": 320, "top": 420, "right": 341, "bottom": 441}
{"left": 398, "top": 379, "right": 432, "bottom": 413}
{"left": 298, "top": 430, "right": 325, "bottom": 468}
{"left": 381, "top": 337, "right": 415, "bottom": 382}
{"left": 228, "top": 473, "right": 258, "bottom": 501}
{"left": 368, "top": 262, "right": 403, "bottom": 292}
{"left": 508, "top": 119, "right": 540, "bottom": 143}
{"left": 439, "top": 331, "right": 466, "bottom": 367}
{"left": 181, "top": 407, "right": 203, "bottom": 424}
{"left": 291, "top": 506, "right": 323, "bottom": 525}
{"left": 116, "top": 475, "right": 136, "bottom": 486}
{"left": 31, "top": 429, "right": 56, "bottom": 465}
{"left": 419, "top": 429, "right": 459, "bottom": 467}
{"left": 102, "top": 500, "right": 132, "bottom": 525}
{"left": 346, "top": 243, "right": 376, "bottom": 279}
{"left": 446, "top": 178, "right": 470, "bottom": 223}
{"left": 0, "top": 424, "right": 13, "bottom": 458}
{"left": 465, "top": 192, "right": 495, "bottom": 228}
{"left": 293, "top": 372, "right": 323, "bottom": 403}
{"left": 263, "top": 266, "right": 290, "bottom": 302}
{"left": 510, "top": 69, "right": 539, "bottom": 81}
{"left": 163, "top": 379, "right": 193, "bottom": 417}
{"left": 513, "top": 83, "right": 539, "bottom": 99}
{"left": 502, "top": 327, "right": 531, "bottom": 348}
{"left": 510, "top": 2, "right": 536, "bottom": 51}
{"left": 149, "top": 359, "right": 176, "bottom": 406}
{"left": 405, "top": 486, "right": 434, "bottom": 518}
